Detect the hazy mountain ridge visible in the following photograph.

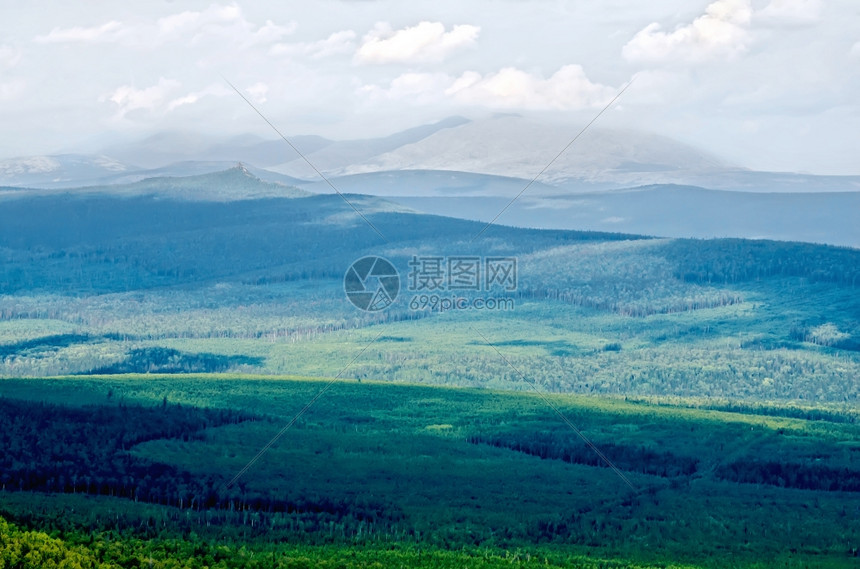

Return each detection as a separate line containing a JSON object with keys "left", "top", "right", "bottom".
{"left": 310, "top": 116, "right": 860, "bottom": 193}
{"left": 0, "top": 154, "right": 137, "bottom": 188}
{"left": 326, "top": 116, "right": 729, "bottom": 185}
{"left": 389, "top": 184, "right": 860, "bottom": 248}
{"left": 102, "top": 116, "right": 471, "bottom": 171}
{"left": 1, "top": 164, "right": 855, "bottom": 248}
{"left": 87, "top": 165, "right": 312, "bottom": 202}
{"left": 0, "top": 116, "right": 856, "bottom": 247}
{"left": 4, "top": 116, "right": 859, "bottom": 194}
{"left": 0, "top": 165, "right": 311, "bottom": 202}
{"left": 90, "top": 161, "right": 308, "bottom": 188}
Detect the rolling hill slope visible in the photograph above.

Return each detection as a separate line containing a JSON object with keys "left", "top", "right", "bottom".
{"left": 0, "top": 166, "right": 857, "bottom": 403}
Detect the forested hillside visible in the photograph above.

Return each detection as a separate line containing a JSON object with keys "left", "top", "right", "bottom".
{"left": 0, "top": 168, "right": 858, "bottom": 403}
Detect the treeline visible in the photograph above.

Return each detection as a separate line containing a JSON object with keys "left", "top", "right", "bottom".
{"left": 83, "top": 347, "right": 263, "bottom": 374}
{"left": 0, "top": 333, "right": 94, "bottom": 358}
{"left": 0, "top": 514, "right": 659, "bottom": 569}
{"left": 626, "top": 396, "right": 858, "bottom": 424}
{"left": 516, "top": 287, "right": 741, "bottom": 317}
{"left": 0, "top": 397, "right": 248, "bottom": 500}
{"left": 0, "top": 398, "right": 400, "bottom": 530}
{"left": 0, "top": 516, "right": 103, "bottom": 569}
{"left": 517, "top": 241, "right": 745, "bottom": 317}
{"left": 0, "top": 190, "right": 638, "bottom": 296}
{"left": 717, "top": 460, "right": 860, "bottom": 492}
{"left": 789, "top": 322, "right": 859, "bottom": 351}
{"left": 700, "top": 402, "right": 856, "bottom": 424}
{"left": 660, "top": 238, "right": 860, "bottom": 286}
{"left": 467, "top": 431, "right": 699, "bottom": 478}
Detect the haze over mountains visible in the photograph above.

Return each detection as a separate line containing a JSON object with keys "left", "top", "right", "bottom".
{"left": 1, "top": 115, "right": 857, "bottom": 247}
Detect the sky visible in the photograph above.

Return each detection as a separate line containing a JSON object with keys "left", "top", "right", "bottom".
{"left": 1, "top": 0, "right": 858, "bottom": 174}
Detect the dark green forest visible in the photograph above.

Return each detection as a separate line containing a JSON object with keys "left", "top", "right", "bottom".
{"left": 0, "top": 376, "right": 858, "bottom": 568}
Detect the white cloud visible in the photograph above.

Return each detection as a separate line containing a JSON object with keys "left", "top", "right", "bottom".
{"left": 361, "top": 65, "right": 615, "bottom": 111}
{"left": 157, "top": 4, "right": 241, "bottom": 35}
{"left": 447, "top": 65, "right": 615, "bottom": 110}
{"left": 851, "top": 41, "right": 860, "bottom": 58}
{"left": 270, "top": 30, "right": 356, "bottom": 59}
{"left": 356, "top": 21, "right": 479, "bottom": 64}
{"left": 623, "top": 0, "right": 753, "bottom": 63}
{"left": 167, "top": 83, "right": 230, "bottom": 111}
{"left": 157, "top": 4, "right": 295, "bottom": 47}
{"left": 359, "top": 72, "right": 453, "bottom": 104}
{"left": 244, "top": 82, "right": 269, "bottom": 104}
{"left": 251, "top": 20, "right": 298, "bottom": 45}
{"left": 35, "top": 20, "right": 126, "bottom": 44}
{"left": 755, "top": 0, "right": 822, "bottom": 26}
{"left": 166, "top": 94, "right": 200, "bottom": 112}
{"left": 101, "top": 78, "right": 181, "bottom": 118}
{"left": 34, "top": 4, "right": 294, "bottom": 49}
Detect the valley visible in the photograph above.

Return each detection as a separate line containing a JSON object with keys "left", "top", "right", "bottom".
{"left": 0, "top": 165, "right": 857, "bottom": 568}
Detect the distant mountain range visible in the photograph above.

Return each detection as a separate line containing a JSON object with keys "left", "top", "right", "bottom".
{"left": 0, "top": 115, "right": 857, "bottom": 247}
{"left": 4, "top": 115, "right": 860, "bottom": 191}
{"left": 392, "top": 185, "right": 860, "bottom": 248}
{"left": 266, "top": 115, "right": 860, "bottom": 193}
{"left": 0, "top": 155, "right": 306, "bottom": 190}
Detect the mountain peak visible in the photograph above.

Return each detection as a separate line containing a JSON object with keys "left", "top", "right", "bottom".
{"left": 334, "top": 116, "right": 731, "bottom": 186}
{"left": 68, "top": 165, "right": 313, "bottom": 202}
{"left": 0, "top": 154, "right": 136, "bottom": 188}
{"left": 231, "top": 162, "right": 255, "bottom": 178}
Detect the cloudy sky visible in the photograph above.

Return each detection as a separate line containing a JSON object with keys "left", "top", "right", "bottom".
{"left": 1, "top": 0, "right": 858, "bottom": 174}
